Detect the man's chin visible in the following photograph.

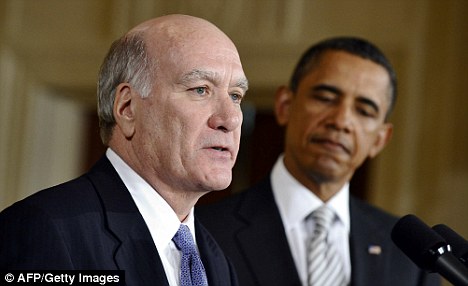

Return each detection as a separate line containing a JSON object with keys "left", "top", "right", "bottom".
{"left": 306, "top": 163, "right": 345, "bottom": 183}
{"left": 201, "top": 171, "right": 232, "bottom": 192}
{"left": 210, "top": 180, "right": 232, "bottom": 192}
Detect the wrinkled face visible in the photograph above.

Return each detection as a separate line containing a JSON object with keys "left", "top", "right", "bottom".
{"left": 132, "top": 27, "right": 248, "bottom": 193}
{"left": 276, "top": 51, "right": 393, "bottom": 186}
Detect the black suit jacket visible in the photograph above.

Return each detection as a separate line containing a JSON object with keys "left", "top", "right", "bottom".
{"left": 0, "top": 156, "right": 238, "bottom": 286}
{"left": 197, "top": 177, "right": 440, "bottom": 286}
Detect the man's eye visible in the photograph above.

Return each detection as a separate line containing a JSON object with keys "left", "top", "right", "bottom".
{"left": 313, "top": 94, "right": 334, "bottom": 103}
{"left": 230, "top": 93, "right": 243, "bottom": 103}
{"left": 192, "top": 87, "right": 208, "bottom": 96}
{"left": 357, "top": 107, "right": 377, "bottom": 118}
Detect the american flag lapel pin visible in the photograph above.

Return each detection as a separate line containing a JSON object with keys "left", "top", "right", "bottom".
{"left": 368, "top": 245, "right": 382, "bottom": 255}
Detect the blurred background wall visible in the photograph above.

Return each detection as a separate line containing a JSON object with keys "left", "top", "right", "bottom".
{"left": 0, "top": 0, "right": 467, "bottom": 273}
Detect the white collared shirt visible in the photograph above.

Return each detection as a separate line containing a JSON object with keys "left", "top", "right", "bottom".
{"left": 106, "top": 148, "right": 196, "bottom": 286}
{"left": 271, "top": 155, "right": 351, "bottom": 286}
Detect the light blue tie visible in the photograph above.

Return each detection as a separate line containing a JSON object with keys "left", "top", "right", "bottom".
{"left": 172, "top": 224, "right": 209, "bottom": 286}
{"left": 307, "top": 206, "right": 346, "bottom": 286}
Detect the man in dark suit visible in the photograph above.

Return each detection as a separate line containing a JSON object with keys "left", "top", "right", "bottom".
{"left": 197, "top": 37, "right": 440, "bottom": 286}
{"left": 0, "top": 14, "right": 248, "bottom": 286}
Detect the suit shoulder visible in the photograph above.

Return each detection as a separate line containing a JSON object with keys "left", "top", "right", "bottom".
{"left": 351, "top": 196, "right": 398, "bottom": 218}
{"left": 350, "top": 196, "right": 400, "bottom": 231}
{"left": 196, "top": 190, "right": 245, "bottom": 225}
{"left": 197, "top": 178, "right": 271, "bottom": 218}
{"left": 0, "top": 174, "right": 99, "bottom": 220}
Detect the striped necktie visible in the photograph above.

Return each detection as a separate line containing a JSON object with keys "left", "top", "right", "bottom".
{"left": 307, "top": 206, "right": 346, "bottom": 286}
{"left": 172, "top": 224, "right": 209, "bottom": 286}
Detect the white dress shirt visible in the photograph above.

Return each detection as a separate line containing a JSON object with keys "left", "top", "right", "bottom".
{"left": 271, "top": 155, "right": 351, "bottom": 286}
{"left": 106, "top": 148, "right": 197, "bottom": 286}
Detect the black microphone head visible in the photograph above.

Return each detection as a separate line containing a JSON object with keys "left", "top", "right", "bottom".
{"left": 433, "top": 224, "right": 468, "bottom": 263}
{"left": 391, "top": 214, "right": 447, "bottom": 270}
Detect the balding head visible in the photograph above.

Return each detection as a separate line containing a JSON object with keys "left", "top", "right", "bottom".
{"left": 130, "top": 14, "right": 229, "bottom": 39}
{"left": 129, "top": 14, "right": 241, "bottom": 79}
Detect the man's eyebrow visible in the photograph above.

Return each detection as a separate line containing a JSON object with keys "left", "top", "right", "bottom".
{"left": 180, "top": 69, "right": 249, "bottom": 93}
{"left": 235, "top": 77, "right": 249, "bottom": 93}
{"left": 180, "top": 69, "right": 217, "bottom": 84}
{"left": 312, "top": 83, "right": 342, "bottom": 95}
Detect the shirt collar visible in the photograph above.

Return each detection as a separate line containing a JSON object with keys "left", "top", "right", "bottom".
{"left": 106, "top": 148, "right": 196, "bottom": 248}
{"left": 271, "top": 155, "right": 350, "bottom": 232}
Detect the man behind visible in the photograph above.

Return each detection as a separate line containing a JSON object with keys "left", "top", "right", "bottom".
{"left": 197, "top": 37, "right": 440, "bottom": 286}
{"left": 0, "top": 14, "right": 248, "bottom": 286}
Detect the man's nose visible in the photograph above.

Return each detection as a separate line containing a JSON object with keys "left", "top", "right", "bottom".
{"left": 208, "top": 94, "right": 243, "bottom": 132}
{"left": 325, "top": 103, "right": 353, "bottom": 133}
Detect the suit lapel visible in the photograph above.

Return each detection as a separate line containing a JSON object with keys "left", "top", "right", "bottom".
{"left": 235, "top": 179, "right": 302, "bottom": 286}
{"left": 349, "top": 197, "right": 390, "bottom": 286}
{"left": 196, "top": 219, "right": 237, "bottom": 286}
{"left": 87, "top": 156, "right": 169, "bottom": 286}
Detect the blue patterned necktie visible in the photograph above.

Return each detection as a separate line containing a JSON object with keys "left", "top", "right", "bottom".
{"left": 172, "top": 224, "right": 208, "bottom": 286}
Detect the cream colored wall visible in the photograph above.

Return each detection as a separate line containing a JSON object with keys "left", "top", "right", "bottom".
{"left": 369, "top": 0, "right": 468, "bottom": 235}
{"left": 0, "top": 46, "right": 87, "bottom": 206}
{"left": 0, "top": 0, "right": 466, "bottom": 265}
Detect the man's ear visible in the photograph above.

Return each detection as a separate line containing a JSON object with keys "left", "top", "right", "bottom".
{"left": 274, "top": 86, "right": 294, "bottom": 126}
{"left": 113, "top": 83, "right": 136, "bottom": 139}
{"left": 369, "top": 123, "right": 393, "bottom": 158}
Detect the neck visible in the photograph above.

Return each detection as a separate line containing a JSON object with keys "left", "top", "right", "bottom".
{"left": 283, "top": 162, "right": 347, "bottom": 202}
{"left": 304, "top": 179, "right": 345, "bottom": 202}
{"left": 156, "top": 188, "right": 203, "bottom": 222}
{"left": 282, "top": 156, "right": 351, "bottom": 202}
{"left": 109, "top": 142, "right": 205, "bottom": 222}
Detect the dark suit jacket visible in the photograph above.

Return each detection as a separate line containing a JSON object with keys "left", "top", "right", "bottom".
{"left": 196, "top": 177, "right": 440, "bottom": 286}
{"left": 0, "top": 156, "right": 238, "bottom": 286}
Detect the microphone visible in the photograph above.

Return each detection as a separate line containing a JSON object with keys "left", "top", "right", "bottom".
{"left": 391, "top": 214, "right": 468, "bottom": 286}
{"left": 433, "top": 224, "right": 468, "bottom": 268}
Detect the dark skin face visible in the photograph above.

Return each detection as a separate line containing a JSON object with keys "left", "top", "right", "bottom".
{"left": 275, "top": 51, "right": 393, "bottom": 201}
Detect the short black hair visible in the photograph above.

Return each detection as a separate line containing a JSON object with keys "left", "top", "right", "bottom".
{"left": 289, "top": 36, "right": 397, "bottom": 119}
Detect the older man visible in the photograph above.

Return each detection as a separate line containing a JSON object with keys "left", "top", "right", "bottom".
{"left": 0, "top": 14, "right": 248, "bottom": 286}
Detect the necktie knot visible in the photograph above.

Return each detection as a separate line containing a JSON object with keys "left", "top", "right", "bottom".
{"left": 172, "top": 224, "right": 208, "bottom": 286}
{"left": 312, "top": 205, "right": 335, "bottom": 235}
{"left": 172, "top": 224, "right": 197, "bottom": 255}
